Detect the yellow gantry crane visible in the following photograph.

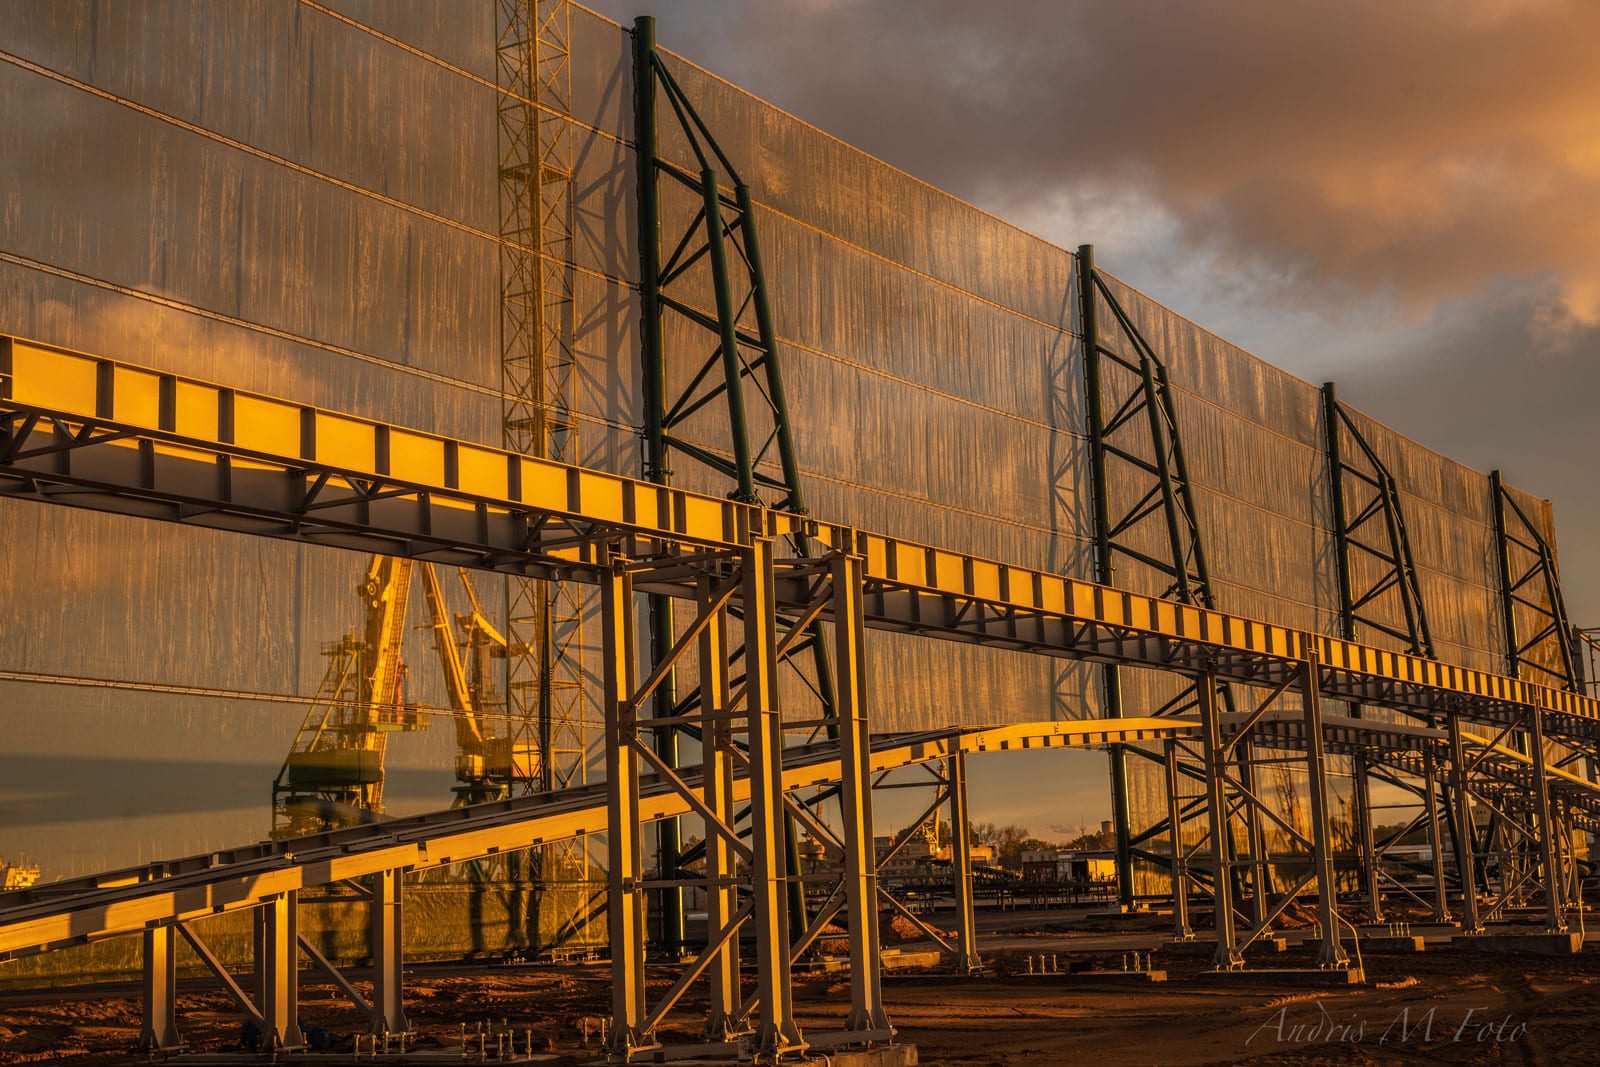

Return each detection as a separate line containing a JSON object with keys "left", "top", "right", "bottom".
{"left": 270, "top": 559, "right": 543, "bottom": 837}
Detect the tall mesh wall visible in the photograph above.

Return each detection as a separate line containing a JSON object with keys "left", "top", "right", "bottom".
{"left": 0, "top": 1, "right": 1574, "bottom": 962}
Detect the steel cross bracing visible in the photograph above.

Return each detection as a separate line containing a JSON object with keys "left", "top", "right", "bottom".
{"left": 1, "top": 707, "right": 1590, "bottom": 1047}
{"left": 1076, "top": 243, "right": 1245, "bottom": 909}
{"left": 1491, "top": 469, "right": 1580, "bottom": 692}
{"left": 1323, "top": 382, "right": 1437, "bottom": 925}
{"left": 4, "top": 337, "right": 1600, "bottom": 1048}
{"left": 632, "top": 15, "right": 834, "bottom": 950}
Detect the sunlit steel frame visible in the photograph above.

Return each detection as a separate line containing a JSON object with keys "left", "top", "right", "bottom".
{"left": 1491, "top": 470, "right": 1579, "bottom": 692}
{"left": 633, "top": 15, "right": 835, "bottom": 947}
{"left": 1078, "top": 243, "right": 1232, "bottom": 908}
{"left": 1322, "top": 382, "right": 1438, "bottom": 924}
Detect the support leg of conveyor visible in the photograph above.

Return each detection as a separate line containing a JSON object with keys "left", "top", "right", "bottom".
{"left": 1527, "top": 706, "right": 1568, "bottom": 932}
{"left": 370, "top": 867, "right": 407, "bottom": 1034}
{"left": 698, "top": 572, "right": 743, "bottom": 1039}
{"left": 1423, "top": 752, "right": 1453, "bottom": 923}
{"left": 254, "top": 891, "right": 303, "bottom": 1050}
{"left": 948, "top": 750, "right": 980, "bottom": 974}
{"left": 140, "top": 925, "right": 182, "bottom": 1051}
{"left": 602, "top": 560, "right": 650, "bottom": 1055}
{"left": 1447, "top": 715, "right": 1483, "bottom": 933}
{"left": 742, "top": 538, "right": 806, "bottom": 1057}
{"left": 1299, "top": 653, "right": 1349, "bottom": 970}
{"left": 1164, "top": 740, "right": 1193, "bottom": 940}
{"left": 1197, "top": 671, "right": 1241, "bottom": 970}
{"left": 833, "top": 552, "right": 892, "bottom": 1033}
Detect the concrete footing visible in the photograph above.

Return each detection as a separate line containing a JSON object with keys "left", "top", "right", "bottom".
{"left": 820, "top": 1044, "right": 919, "bottom": 1067}
{"left": 1163, "top": 936, "right": 1287, "bottom": 955}
{"left": 1354, "top": 935, "right": 1426, "bottom": 953}
{"left": 1196, "top": 966, "right": 1366, "bottom": 987}
{"left": 1450, "top": 931, "right": 1582, "bottom": 955}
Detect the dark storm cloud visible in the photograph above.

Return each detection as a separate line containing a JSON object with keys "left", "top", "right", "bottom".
{"left": 598, "top": 0, "right": 1600, "bottom": 329}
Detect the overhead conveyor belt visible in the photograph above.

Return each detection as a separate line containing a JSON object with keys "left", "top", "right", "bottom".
{"left": 0, "top": 334, "right": 1594, "bottom": 742}
{"left": 3, "top": 333, "right": 1598, "bottom": 1048}
{"left": 0, "top": 717, "right": 1190, "bottom": 962}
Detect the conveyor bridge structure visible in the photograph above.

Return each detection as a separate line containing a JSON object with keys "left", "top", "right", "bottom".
{"left": 2, "top": 335, "right": 1599, "bottom": 1060}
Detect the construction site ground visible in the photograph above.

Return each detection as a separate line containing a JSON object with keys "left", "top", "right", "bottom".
{"left": 3, "top": 907, "right": 1598, "bottom": 1065}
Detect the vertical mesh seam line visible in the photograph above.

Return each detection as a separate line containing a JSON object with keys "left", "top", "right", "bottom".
{"left": 308, "top": 3, "right": 1090, "bottom": 339}
{"left": 0, "top": 50, "right": 628, "bottom": 296}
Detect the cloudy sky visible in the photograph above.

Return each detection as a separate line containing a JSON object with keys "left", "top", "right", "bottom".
{"left": 594, "top": 0, "right": 1600, "bottom": 626}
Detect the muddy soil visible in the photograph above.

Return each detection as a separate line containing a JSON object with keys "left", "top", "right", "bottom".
{"left": 2, "top": 939, "right": 1597, "bottom": 1064}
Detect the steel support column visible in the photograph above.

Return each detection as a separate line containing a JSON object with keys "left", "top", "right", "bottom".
{"left": 1298, "top": 654, "right": 1349, "bottom": 969}
{"left": 140, "top": 925, "right": 182, "bottom": 1051}
{"left": 947, "top": 751, "right": 980, "bottom": 974}
{"left": 1446, "top": 714, "right": 1483, "bottom": 933}
{"left": 602, "top": 560, "right": 651, "bottom": 1055}
{"left": 254, "top": 891, "right": 302, "bottom": 1051}
{"left": 1078, "top": 243, "right": 1135, "bottom": 908}
{"left": 831, "top": 551, "right": 891, "bottom": 1034}
{"left": 369, "top": 868, "right": 406, "bottom": 1035}
{"left": 1422, "top": 751, "right": 1452, "bottom": 923}
{"left": 1527, "top": 706, "right": 1567, "bottom": 931}
{"left": 1196, "top": 673, "right": 1240, "bottom": 969}
{"left": 696, "top": 572, "right": 742, "bottom": 1039}
{"left": 630, "top": 13, "right": 685, "bottom": 958}
{"left": 1354, "top": 755, "right": 1383, "bottom": 924}
{"left": 741, "top": 537, "right": 806, "bottom": 1057}
{"left": 1235, "top": 740, "right": 1270, "bottom": 932}
{"left": 1163, "top": 741, "right": 1193, "bottom": 940}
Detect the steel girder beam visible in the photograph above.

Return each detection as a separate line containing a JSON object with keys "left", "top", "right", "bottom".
{"left": 1323, "top": 383, "right": 1436, "bottom": 661}
{"left": 633, "top": 15, "right": 833, "bottom": 948}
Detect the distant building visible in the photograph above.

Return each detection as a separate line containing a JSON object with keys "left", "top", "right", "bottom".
{"left": 1020, "top": 848, "right": 1116, "bottom": 884}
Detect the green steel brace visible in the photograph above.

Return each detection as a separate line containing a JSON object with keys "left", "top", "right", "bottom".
{"left": 1322, "top": 382, "right": 1439, "bottom": 922}
{"left": 633, "top": 16, "right": 834, "bottom": 949}
{"left": 1077, "top": 244, "right": 1231, "bottom": 909}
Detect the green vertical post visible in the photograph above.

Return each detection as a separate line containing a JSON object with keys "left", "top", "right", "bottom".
{"left": 632, "top": 14, "right": 684, "bottom": 956}
{"left": 1078, "top": 243, "right": 1135, "bottom": 908}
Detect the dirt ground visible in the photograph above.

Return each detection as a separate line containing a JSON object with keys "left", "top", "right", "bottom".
{"left": 3, "top": 927, "right": 1598, "bottom": 1065}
